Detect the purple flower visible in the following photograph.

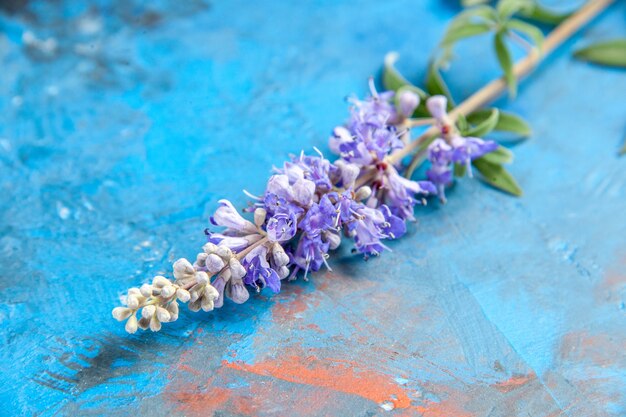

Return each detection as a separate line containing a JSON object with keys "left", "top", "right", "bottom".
{"left": 425, "top": 95, "right": 499, "bottom": 202}
{"left": 266, "top": 209, "right": 298, "bottom": 242}
{"left": 330, "top": 80, "right": 404, "bottom": 165}
{"left": 450, "top": 135, "right": 498, "bottom": 174}
{"left": 383, "top": 165, "right": 435, "bottom": 220}
{"left": 266, "top": 175, "right": 293, "bottom": 201}
{"left": 207, "top": 233, "right": 262, "bottom": 251}
{"left": 293, "top": 234, "right": 330, "bottom": 275}
{"left": 211, "top": 199, "right": 258, "bottom": 234}
{"left": 243, "top": 245, "right": 281, "bottom": 293}
{"left": 299, "top": 194, "right": 337, "bottom": 238}
{"left": 426, "top": 138, "right": 454, "bottom": 202}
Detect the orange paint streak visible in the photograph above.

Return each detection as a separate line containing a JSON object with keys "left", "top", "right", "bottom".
{"left": 493, "top": 373, "right": 536, "bottom": 393}
{"left": 223, "top": 355, "right": 412, "bottom": 409}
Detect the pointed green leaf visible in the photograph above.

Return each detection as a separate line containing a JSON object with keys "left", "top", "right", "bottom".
{"left": 518, "top": 3, "right": 571, "bottom": 26}
{"left": 497, "top": 0, "right": 533, "bottom": 20}
{"left": 383, "top": 52, "right": 412, "bottom": 91}
{"left": 441, "top": 23, "right": 492, "bottom": 48}
{"left": 480, "top": 145, "right": 514, "bottom": 164}
{"left": 472, "top": 158, "right": 523, "bottom": 196}
{"left": 425, "top": 62, "right": 455, "bottom": 105}
{"left": 467, "top": 108, "right": 532, "bottom": 137}
{"left": 465, "top": 108, "right": 500, "bottom": 137}
{"left": 494, "top": 32, "right": 516, "bottom": 97}
{"left": 507, "top": 18, "right": 544, "bottom": 50}
{"left": 456, "top": 114, "right": 469, "bottom": 133}
{"left": 574, "top": 39, "right": 626, "bottom": 68}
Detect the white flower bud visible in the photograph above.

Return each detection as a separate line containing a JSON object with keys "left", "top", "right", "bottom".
{"left": 125, "top": 315, "right": 138, "bottom": 334}
{"left": 355, "top": 186, "right": 372, "bottom": 201}
{"left": 254, "top": 207, "right": 267, "bottom": 226}
{"left": 195, "top": 271, "right": 210, "bottom": 285}
{"left": 195, "top": 252, "right": 208, "bottom": 267}
{"left": 140, "top": 284, "right": 153, "bottom": 297}
{"left": 167, "top": 301, "right": 179, "bottom": 318}
{"left": 188, "top": 300, "right": 201, "bottom": 312}
{"left": 112, "top": 307, "right": 132, "bottom": 321}
{"left": 149, "top": 316, "right": 161, "bottom": 332}
{"left": 128, "top": 287, "right": 141, "bottom": 296}
{"left": 206, "top": 253, "right": 225, "bottom": 273}
{"left": 160, "top": 285, "right": 176, "bottom": 298}
{"left": 152, "top": 275, "right": 171, "bottom": 288}
{"left": 277, "top": 266, "right": 290, "bottom": 279}
{"left": 126, "top": 295, "right": 140, "bottom": 309}
{"left": 202, "top": 242, "right": 218, "bottom": 254}
{"left": 156, "top": 306, "right": 171, "bottom": 322}
{"left": 398, "top": 90, "right": 420, "bottom": 118}
{"left": 176, "top": 288, "right": 191, "bottom": 302}
{"left": 204, "top": 284, "right": 219, "bottom": 300}
{"left": 426, "top": 95, "right": 448, "bottom": 121}
{"left": 141, "top": 305, "right": 156, "bottom": 319}
{"left": 173, "top": 258, "right": 195, "bottom": 280}
{"left": 201, "top": 296, "right": 215, "bottom": 312}
{"left": 215, "top": 246, "right": 232, "bottom": 260}
{"left": 229, "top": 258, "right": 247, "bottom": 279}
{"left": 272, "top": 243, "right": 290, "bottom": 267}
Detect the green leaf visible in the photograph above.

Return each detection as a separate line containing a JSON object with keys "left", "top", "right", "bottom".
{"left": 456, "top": 114, "right": 469, "bottom": 133}
{"left": 465, "top": 108, "right": 500, "bottom": 137}
{"left": 497, "top": 0, "right": 533, "bottom": 20}
{"left": 461, "top": 0, "right": 489, "bottom": 7}
{"left": 494, "top": 32, "right": 517, "bottom": 97}
{"left": 619, "top": 135, "right": 626, "bottom": 156}
{"left": 383, "top": 52, "right": 412, "bottom": 91}
{"left": 518, "top": 3, "right": 571, "bottom": 26}
{"left": 573, "top": 39, "right": 626, "bottom": 68}
{"left": 507, "top": 18, "right": 544, "bottom": 50}
{"left": 480, "top": 145, "right": 514, "bottom": 164}
{"left": 467, "top": 108, "right": 532, "bottom": 137}
{"left": 425, "top": 62, "right": 455, "bottom": 105}
{"left": 441, "top": 23, "right": 492, "bottom": 48}
{"left": 472, "top": 158, "right": 523, "bottom": 196}
{"left": 454, "top": 163, "right": 467, "bottom": 177}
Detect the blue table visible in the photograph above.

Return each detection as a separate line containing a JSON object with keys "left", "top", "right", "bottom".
{"left": 1, "top": 1, "right": 624, "bottom": 415}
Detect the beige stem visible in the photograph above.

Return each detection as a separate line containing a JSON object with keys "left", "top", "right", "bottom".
{"left": 388, "top": 0, "right": 615, "bottom": 167}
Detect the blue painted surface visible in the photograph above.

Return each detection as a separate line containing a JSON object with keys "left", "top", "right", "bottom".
{"left": 0, "top": 1, "right": 625, "bottom": 416}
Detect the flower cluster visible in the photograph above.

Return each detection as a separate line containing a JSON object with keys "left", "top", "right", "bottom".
{"left": 425, "top": 96, "right": 498, "bottom": 202}
{"left": 112, "top": 84, "right": 496, "bottom": 333}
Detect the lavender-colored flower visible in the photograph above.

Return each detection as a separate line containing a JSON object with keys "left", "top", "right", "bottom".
{"left": 243, "top": 245, "right": 281, "bottom": 293}
{"left": 450, "top": 135, "right": 498, "bottom": 174}
{"left": 293, "top": 234, "right": 330, "bottom": 275}
{"left": 331, "top": 80, "right": 404, "bottom": 165}
{"left": 211, "top": 199, "right": 258, "bottom": 234}
{"left": 426, "top": 138, "right": 454, "bottom": 202}
{"left": 299, "top": 194, "right": 337, "bottom": 238}
{"left": 266, "top": 208, "right": 298, "bottom": 242}
{"left": 382, "top": 164, "right": 435, "bottom": 220}
{"left": 425, "top": 95, "right": 498, "bottom": 202}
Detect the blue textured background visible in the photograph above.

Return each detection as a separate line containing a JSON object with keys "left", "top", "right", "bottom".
{"left": 1, "top": 1, "right": 625, "bottom": 416}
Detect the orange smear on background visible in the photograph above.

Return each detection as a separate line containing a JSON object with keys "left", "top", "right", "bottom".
{"left": 224, "top": 355, "right": 412, "bottom": 409}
